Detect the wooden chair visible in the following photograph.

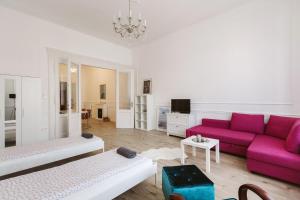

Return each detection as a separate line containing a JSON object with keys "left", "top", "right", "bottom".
{"left": 169, "top": 184, "right": 272, "bottom": 200}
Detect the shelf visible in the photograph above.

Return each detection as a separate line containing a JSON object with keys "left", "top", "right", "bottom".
{"left": 134, "top": 95, "right": 153, "bottom": 131}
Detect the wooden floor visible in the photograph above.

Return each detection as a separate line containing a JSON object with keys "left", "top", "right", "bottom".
{"left": 2, "top": 120, "right": 298, "bottom": 199}
{"left": 81, "top": 120, "right": 300, "bottom": 200}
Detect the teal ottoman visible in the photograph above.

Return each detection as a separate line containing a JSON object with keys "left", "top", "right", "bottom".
{"left": 162, "top": 165, "right": 215, "bottom": 200}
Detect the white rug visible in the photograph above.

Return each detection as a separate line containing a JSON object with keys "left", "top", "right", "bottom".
{"left": 140, "top": 147, "right": 187, "bottom": 162}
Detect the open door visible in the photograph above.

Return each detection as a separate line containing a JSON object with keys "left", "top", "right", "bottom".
{"left": 68, "top": 61, "right": 81, "bottom": 137}
{"left": 116, "top": 69, "right": 134, "bottom": 128}
{"left": 55, "top": 58, "right": 81, "bottom": 138}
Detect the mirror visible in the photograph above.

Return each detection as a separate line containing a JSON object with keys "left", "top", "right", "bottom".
{"left": 4, "top": 79, "right": 16, "bottom": 147}
{"left": 59, "top": 63, "right": 68, "bottom": 114}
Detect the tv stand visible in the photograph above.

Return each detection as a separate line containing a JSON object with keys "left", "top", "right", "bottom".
{"left": 167, "top": 113, "right": 195, "bottom": 138}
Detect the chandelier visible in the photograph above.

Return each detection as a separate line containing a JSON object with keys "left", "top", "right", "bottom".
{"left": 113, "top": 0, "right": 147, "bottom": 39}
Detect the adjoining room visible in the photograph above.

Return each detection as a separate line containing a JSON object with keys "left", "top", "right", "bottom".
{"left": 81, "top": 65, "right": 116, "bottom": 129}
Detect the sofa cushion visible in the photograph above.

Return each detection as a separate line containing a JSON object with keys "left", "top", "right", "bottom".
{"left": 202, "top": 118, "right": 230, "bottom": 129}
{"left": 186, "top": 126, "right": 255, "bottom": 147}
{"left": 230, "top": 113, "right": 265, "bottom": 134}
{"left": 265, "top": 115, "right": 298, "bottom": 139}
{"left": 247, "top": 135, "right": 300, "bottom": 171}
{"left": 285, "top": 120, "right": 300, "bottom": 154}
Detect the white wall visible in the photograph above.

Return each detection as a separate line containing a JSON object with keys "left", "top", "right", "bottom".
{"left": 134, "top": 0, "right": 298, "bottom": 119}
{"left": 81, "top": 66, "right": 116, "bottom": 121}
{"left": 291, "top": 0, "right": 300, "bottom": 114}
{"left": 0, "top": 6, "right": 132, "bottom": 138}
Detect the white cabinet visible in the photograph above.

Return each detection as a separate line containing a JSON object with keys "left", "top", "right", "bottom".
{"left": 21, "top": 77, "right": 43, "bottom": 145}
{"left": 0, "top": 75, "right": 43, "bottom": 148}
{"left": 167, "top": 113, "right": 195, "bottom": 138}
{"left": 135, "top": 95, "right": 154, "bottom": 131}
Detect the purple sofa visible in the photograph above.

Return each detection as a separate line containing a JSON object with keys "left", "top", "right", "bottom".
{"left": 186, "top": 113, "right": 300, "bottom": 185}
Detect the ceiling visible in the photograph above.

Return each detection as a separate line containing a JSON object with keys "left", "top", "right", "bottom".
{"left": 0, "top": 0, "right": 250, "bottom": 47}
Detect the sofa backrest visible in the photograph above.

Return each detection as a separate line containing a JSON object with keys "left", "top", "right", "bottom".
{"left": 202, "top": 118, "right": 230, "bottom": 129}
{"left": 265, "top": 115, "right": 299, "bottom": 139}
{"left": 230, "top": 113, "right": 265, "bottom": 134}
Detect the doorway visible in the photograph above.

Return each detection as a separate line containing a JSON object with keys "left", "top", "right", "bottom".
{"left": 80, "top": 65, "right": 116, "bottom": 128}
{"left": 51, "top": 51, "right": 135, "bottom": 139}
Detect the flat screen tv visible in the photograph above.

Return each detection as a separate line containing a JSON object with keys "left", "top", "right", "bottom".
{"left": 171, "top": 99, "right": 190, "bottom": 114}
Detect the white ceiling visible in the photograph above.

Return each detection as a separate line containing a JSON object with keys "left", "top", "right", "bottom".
{"left": 0, "top": 0, "right": 249, "bottom": 47}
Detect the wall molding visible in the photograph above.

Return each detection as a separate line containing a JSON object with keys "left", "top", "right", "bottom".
{"left": 190, "top": 101, "right": 293, "bottom": 106}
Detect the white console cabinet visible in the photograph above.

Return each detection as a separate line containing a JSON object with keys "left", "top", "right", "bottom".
{"left": 167, "top": 113, "right": 195, "bottom": 138}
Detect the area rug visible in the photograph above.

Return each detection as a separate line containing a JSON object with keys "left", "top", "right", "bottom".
{"left": 140, "top": 147, "right": 187, "bottom": 162}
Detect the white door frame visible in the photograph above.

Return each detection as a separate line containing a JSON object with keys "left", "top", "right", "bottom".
{"left": 67, "top": 60, "right": 81, "bottom": 137}
{"left": 116, "top": 69, "right": 135, "bottom": 128}
{"left": 48, "top": 48, "right": 135, "bottom": 138}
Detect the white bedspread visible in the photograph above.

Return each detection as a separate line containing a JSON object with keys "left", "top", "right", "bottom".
{"left": 0, "top": 150, "right": 152, "bottom": 200}
{"left": 0, "top": 136, "right": 104, "bottom": 176}
{"left": 0, "top": 136, "right": 102, "bottom": 162}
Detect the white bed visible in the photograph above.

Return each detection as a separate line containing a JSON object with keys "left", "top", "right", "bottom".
{"left": 0, "top": 149, "right": 156, "bottom": 200}
{"left": 0, "top": 136, "right": 104, "bottom": 176}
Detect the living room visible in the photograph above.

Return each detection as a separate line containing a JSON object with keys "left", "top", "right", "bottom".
{"left": 0, "top": 0, "right": 299, "bottom": 200}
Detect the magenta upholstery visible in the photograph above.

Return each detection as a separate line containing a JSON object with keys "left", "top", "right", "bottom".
{"left": 265, "top": 115, "right": 298, "bottom": 139}
{"left": 247, "top": 135, "right": 300, "bottom": 171}
{"left": 285, "top": 120, "right": 300, "bottom": 154}
{"left": 186, "top": 126, "right": 255, "bottom": 147}
{"left": 186, "top": 114, "right": 300, "bottom": 184}
{"left": 220, "top": 142, "right": 248, "bottom": 157}
{"left": 247, "top": 159, "right": 300, "bottom": 185}
{"left": 230, "top": 113, "right": 265, "bottom": 134}
{"left": 202, "top": 118, "right": 230, "bottom": 129}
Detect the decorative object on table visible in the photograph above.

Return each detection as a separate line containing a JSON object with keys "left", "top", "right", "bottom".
{"left": 162, "top": 165, "right": 215, "bottom": 200}
{"left": 99, "top": 84, "right": 106, "bottom": 100}
{"left": 181, "top": 136, "right": 220, "bottom": 173}
{"left": 143, "top": 79, "right": 152, "bottom": 94}
{"left": 113, "top": 0, "right": 147, "bottom": 39}
{"left": 157, "top": 106, "right": 171, "bottom": 131}
{"left": 117, "top": 147, "right": 137, "bottom": 158}
{"left": 192, "top": 135, "right": 209, "bottom": 143}
{"left": 81, "top": 133, "right": 94, "bottom": 139}
{"left": 140, "top": 147, "right": 187, "bottom": 162}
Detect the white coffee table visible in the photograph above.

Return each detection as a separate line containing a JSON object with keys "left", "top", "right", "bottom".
{"left": 180, "top": 136, "right": 220, "bottom": 173}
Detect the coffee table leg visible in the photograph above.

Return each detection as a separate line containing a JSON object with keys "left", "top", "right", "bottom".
{"left": 181, "top": 143, "right": 185, "bottom": 164}
{"left": 192, "top": 146, "right": 196, "bottom": 157}
{"left": 206, "top": 148, "right": 210, "bottom": 173}
{"left": 216, "top": 143, "right": 220, "bottom": 163}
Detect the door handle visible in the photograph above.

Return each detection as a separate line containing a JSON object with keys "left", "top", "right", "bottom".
{"left": 22, "top": 108, "right": 24, "bottom": 118}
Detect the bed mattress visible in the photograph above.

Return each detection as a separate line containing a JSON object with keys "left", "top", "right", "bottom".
{"left": 0, "top": 150, "right": 155, "bottom": 200}
{"left": 0, "top": 136, "right": 104, "bottom": 176}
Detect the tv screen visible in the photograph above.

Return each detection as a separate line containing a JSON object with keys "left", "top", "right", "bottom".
{"left": 171, "top": 99, "right": 190, "bottom": 114}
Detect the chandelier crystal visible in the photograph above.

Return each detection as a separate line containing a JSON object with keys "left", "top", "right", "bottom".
{"left": 113, "top": 0, "right": 147, "bottom": 39}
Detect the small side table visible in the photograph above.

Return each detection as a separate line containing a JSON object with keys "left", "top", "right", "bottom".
{"left": 181, "top": 136, "right": 220, "bottom": 173}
